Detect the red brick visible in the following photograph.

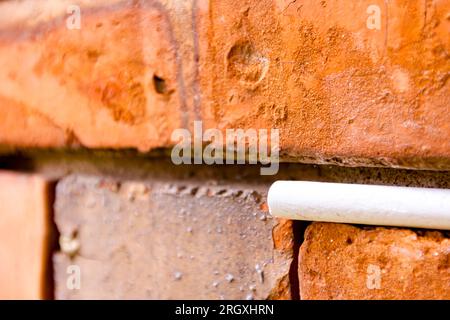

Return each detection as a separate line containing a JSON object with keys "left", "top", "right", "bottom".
{"left": 0, "top": 0, "right": 448, "bottom": 169}
{"left": 299, "top": 222, "right": 450, "bottom": 300}
{"left": 0, "top": 171, "right": 53, "bottom": 299}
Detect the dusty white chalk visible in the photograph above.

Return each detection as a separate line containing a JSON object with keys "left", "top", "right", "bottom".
{"left": 267, "top": 181, "right": 450, "bottom": 230}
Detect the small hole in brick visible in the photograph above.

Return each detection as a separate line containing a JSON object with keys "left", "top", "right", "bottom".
{"left": 346, "top": 237, "right": 353, "bottom": 245}
{"left": 153, "top": 75, "right": 167, "bottom": 94}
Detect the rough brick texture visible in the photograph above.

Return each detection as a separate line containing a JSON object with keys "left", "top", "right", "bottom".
{"left": 0, "top": 171, "right": 53, "bottom": 299}
{"left": 299, "top": 222, "right": 450, "bottom": 300}
{"left": 53, "top": 174, "right": 294, "bottom": 299}
{"left": 0, "top": 0, "right": 448, "bottom": 169}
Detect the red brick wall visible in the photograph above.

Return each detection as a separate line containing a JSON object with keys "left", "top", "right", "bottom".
{"left": 0, "top": 0, "right": 449, "bottom": 300}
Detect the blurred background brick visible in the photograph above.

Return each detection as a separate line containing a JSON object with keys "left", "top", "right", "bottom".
{"left": 0, "top": 171, "right": 54, "bottom": 299}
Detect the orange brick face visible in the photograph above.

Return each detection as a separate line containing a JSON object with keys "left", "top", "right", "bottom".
{"left": 299, "top": 223, "right": 450, "bottom": 300}
{"left": 0, "top": 171, "right": 53, "bottom": 299}
{"left": 0, "top": 0, "right": 448, "bottom": 169}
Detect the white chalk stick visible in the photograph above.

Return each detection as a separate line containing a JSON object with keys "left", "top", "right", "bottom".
{"left": 267, "top": 181, "right": 450, "bottom": 230}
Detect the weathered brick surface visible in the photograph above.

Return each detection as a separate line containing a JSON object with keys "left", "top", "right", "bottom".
{"left": 53, "top": 174, "right": 294, "bottom": 299}
{"left": 299, "top": 222, "right": 450, "bottom": 300}
{"left": 0, "top": 0, "right": 448, "bottom": 169}
{"left": 0, "top": 171, "right": 53, "bottom": 299}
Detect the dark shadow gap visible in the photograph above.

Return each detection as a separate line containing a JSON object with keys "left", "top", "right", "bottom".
{"left": 288, "top": 220, "right": 308, "bottom": 300}
{"left": 43, "top": 181, "right": 60, "bottom": 300}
